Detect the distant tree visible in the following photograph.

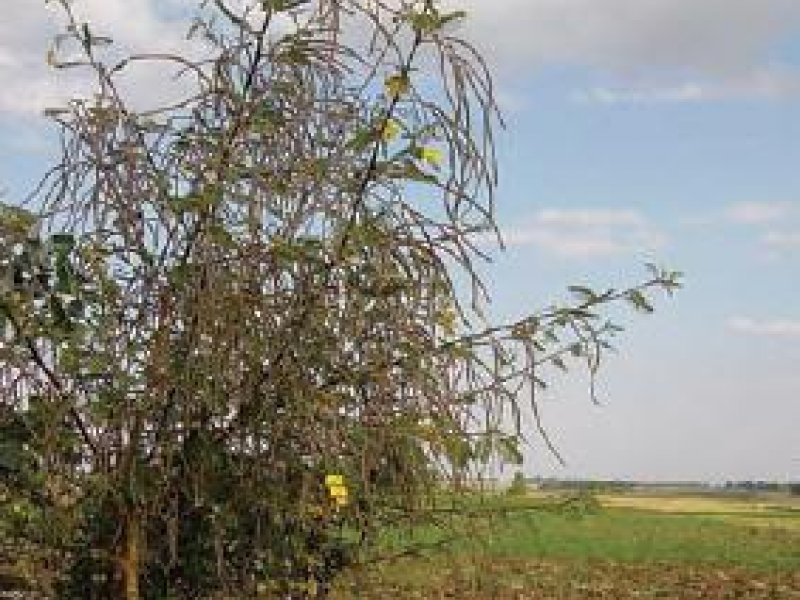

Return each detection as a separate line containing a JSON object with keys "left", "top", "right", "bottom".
{"left": 0, "top": 0, "right": 680, "bottom": 597}
{"left": 506, "top": 471, "right": 527, "bottom": 496}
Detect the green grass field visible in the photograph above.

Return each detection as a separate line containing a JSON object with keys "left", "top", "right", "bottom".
{"left": 331, "top": 491, "right": 800, "bottom": 599}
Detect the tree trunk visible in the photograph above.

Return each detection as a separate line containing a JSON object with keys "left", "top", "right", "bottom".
{"left": 120, "top": 511, "right": 140, "bottom": 600}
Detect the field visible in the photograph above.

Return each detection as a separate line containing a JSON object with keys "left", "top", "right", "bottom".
{"left": 331, "top": 490, "right": 800, "bottom": 599}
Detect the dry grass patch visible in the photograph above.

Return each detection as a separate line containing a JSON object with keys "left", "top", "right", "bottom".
{"left": 598, "top": 494, "right": 794, "bottom": 514}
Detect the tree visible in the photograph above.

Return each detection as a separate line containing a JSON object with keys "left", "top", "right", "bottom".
{"left": 506, "top": 471, "right": 527, "bottom": 497}
{"left": 0, "top": 0, "right": 681, "bottom": 597}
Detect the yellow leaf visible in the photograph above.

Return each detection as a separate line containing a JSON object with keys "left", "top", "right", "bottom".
{"left": 438, "top": 308, "right": 456, "bottom": 336}
{"left": 384, "top": 74, "right": 409, "bottom": 99}
{"left": 334, "top": 495, "right": 348, "bottom": 507}
{"left": 381, "top": 118, "right": 401, "bottom": 142}
{"left": 420, "top": 147, "right": 443, "bottom": 168}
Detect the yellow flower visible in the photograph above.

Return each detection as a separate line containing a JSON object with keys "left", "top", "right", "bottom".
{"left": 328, "top": 484, "right": 348, "bottom": 499}
{"left": 325, "top": 474, "right": 349, "bottom": 507}
{"left": 325, "top": 474, "right": 344, "bottom": 487}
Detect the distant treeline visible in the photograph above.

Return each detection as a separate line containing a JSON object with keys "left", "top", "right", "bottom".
{"left": 525, "top": 478, "right": 800, "bottom": 495}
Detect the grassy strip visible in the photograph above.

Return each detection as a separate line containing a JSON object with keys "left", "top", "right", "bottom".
{"left": 332, "top": 497, "right": 800, "bottom": 598}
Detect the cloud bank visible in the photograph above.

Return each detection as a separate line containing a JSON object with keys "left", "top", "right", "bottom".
{"left": 762, "top": 231, "right": 800, "bottom": 250}
{"left": 449, "top": 0, "right": 800, "bottom": 103}
{"left": 725, "top": 201, "right": 797, "bottom": 225}
{"left": 728, "top": 317, "right": 800, "bottom": 338}
{"left": 0, "top": 0, "right": 195, "bottom": 117}
{"left": 719, "top": 201, "right": 800, "bottom": 257}
{"left": 453, "top": 0, "right": 800, "bottom": 73}
{"left": 573, "top": 69, "right": 800, "bottom": 105}
{"left": 5, "top": 0, "right": 800, "bottom": 118}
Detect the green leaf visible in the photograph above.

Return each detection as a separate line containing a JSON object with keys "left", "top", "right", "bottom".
{"left": 169, "top": 186, "right": 221, "bottom": 213}
{"left": 400, "top": 159, "right": 438, "bottom": 184}
{"left": 409, "top": 12, "right": 438, "bottom": 33}
{"left": 265, "top": 0, "right": 308, "bottom": 12}
{"left": 51, "top": 233, "right": 75, "bottom": 249}
{"left": 0, "top": 203, "right": 37, "bottom": 236}
{"left": 406, "top": 9, "right": 468, "bottom": 34}
{"left": 497, "top": 436, "right": 524, "bottom": 465}
{"left": 384, "top": 73, "right": 410, "bottom": 99}
{"left": 627, "top": 289, "right": 654, "bottom": 313}
{"left": 438, "top": 10, "right": 468, "bottom": 27}
{"left": 346, "top": 128, "right": 377, "bottom": 153}
{"left": 54, "top": 252, "right": 74, "bottom": 294}
{"left": 208, "top": 223, "right": 234, "bottom": 247}
{"left": 568, "top": 285, "right": 596, "bottom": 303}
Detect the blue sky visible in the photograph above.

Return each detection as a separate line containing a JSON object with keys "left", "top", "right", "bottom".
{"left": 2, "top": 0, "right": 799, "bottom": 482}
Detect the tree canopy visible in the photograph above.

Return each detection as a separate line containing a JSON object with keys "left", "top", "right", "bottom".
{"left": 0, "top": 1, "right": 680, "bottom": 597}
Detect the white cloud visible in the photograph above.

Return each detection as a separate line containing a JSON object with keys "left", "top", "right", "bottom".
{"left": 536, "top": 208, "right": 645, "bottom": 227}
{"left": 574, "top": 83, "right": 708, "bottom": 106}
{"left": 5, "top": 1, "right": 800, "bottom": 118}
{"left": 0, "top": 0, "right": 199, "bottom": 118}
{"left": 728, "top": 317, "right": 800, "bottom": 338}
{"left": 573, "top": 68, "right": 800, "bottom": 105}
{"left": 713, "top": 202, "right": 800, "bottom": 257}
{"left": 493, "top": 208, "right": 666, "bottom": 259}
{"left": 762, "top": 231, "right": 800, "bottom": 250}
{"left": 725, "top": 201, "right": 796, "bottom": 225}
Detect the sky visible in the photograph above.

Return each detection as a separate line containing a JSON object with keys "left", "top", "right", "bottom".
{"left": 1, "top": 1, "right": 799, "bottom": 483}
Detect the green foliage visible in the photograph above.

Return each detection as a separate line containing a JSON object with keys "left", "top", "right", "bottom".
{"left": 506, "top": 472, "right": 527, "bottom": 497}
